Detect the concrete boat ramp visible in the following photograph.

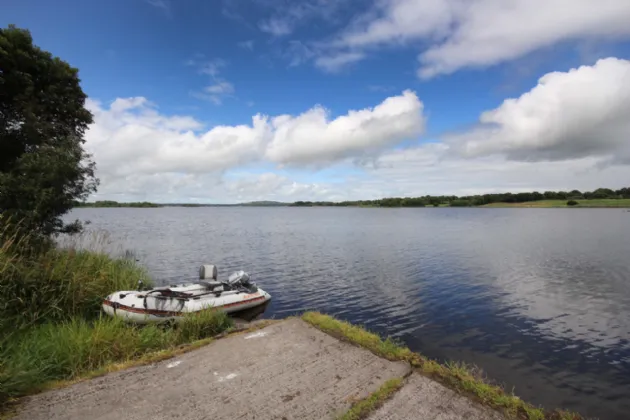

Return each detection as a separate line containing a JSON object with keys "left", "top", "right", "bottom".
{"left": 14, "top": 319, "right": 503, "bottom": 420}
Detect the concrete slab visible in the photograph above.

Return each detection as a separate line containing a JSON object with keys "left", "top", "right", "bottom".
{"left": 367, "top": 373, "right": 505, "bottom": 420}
{"left": 15, "top": 319, "right": 410, "bottom": 420}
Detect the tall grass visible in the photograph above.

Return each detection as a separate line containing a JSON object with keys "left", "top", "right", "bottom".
{"left": 0, "top": 311, "right": 233, "bottom": 404}
{"left": 0, "top": 227, "right": 234, "bottom": 408}
{"left": 0, "top": 229, "right": 151, "bottom": 334}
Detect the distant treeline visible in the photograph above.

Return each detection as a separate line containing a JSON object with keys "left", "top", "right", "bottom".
{"left": 73, "top": 200, "right": 161, "bottom": 208}
{"left": 291, "top": 187, "right": 630, "bottom": 207}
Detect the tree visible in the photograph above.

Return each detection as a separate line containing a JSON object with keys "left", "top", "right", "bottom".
{"left": 0, "top": 25, "right": 98, "bottom": 237}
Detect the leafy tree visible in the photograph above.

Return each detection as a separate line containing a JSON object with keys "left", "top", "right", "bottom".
{"left": 0, "top": 25, "right": 98, "bottom": 237}
{"left": 591, "top": 188, "right": 614, "bottom": 199}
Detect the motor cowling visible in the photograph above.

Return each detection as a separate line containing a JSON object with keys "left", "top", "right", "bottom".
{"left": 227, "top": 270, "right": 250, "bottom": 285}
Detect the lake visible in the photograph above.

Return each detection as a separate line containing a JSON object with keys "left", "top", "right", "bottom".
{"left": 68, "top": 207, "right": 630, "bottom": 420}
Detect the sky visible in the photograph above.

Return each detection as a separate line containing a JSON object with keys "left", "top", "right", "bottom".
{"left": 3, "top": 0, "right": 630, "bottom": 203}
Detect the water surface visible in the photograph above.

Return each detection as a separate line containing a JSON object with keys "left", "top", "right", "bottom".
{"left": 69, "top": 207, "right": 630, "bottom": 419}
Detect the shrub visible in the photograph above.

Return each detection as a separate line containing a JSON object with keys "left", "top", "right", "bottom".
{"left": 567, "top": 200, "right": 579, "bottom": 206}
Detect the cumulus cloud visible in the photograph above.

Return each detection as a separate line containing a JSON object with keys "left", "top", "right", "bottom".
{"left": 85, "top": 98, "right": 269, "bottom": 179}
{"left": 324, "top": 0, "right": 630, "bottom": 77}
{"left": 265, "top": 90, "right": 425, "bottom": 165}
{"left": 85, "top": 90, "right": 426, "bottom": 187}
{"left": 90, "top": 143, "right": 630, "bottom": 203}
{"left": 446, "top": 58, "right": 630, "bottom": 163}
{"left": 83, "top": 70, "right": 630, "bottom": 203}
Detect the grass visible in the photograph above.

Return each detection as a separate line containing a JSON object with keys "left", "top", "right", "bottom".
{"left": 337, "top": 378, "right": 404, "bottom": 420}
{"left": 0, "top": 229, "right": 152, "bottom": 334}
{"left": 302, "top": 312, "right": 583, "bottom": 420}
{"left": 482, "top": 199, "right": 630, "bottom": 208}
{"left": 0, "top": 227, "right": 235, "bottom": 411}
{"left": 0, "top": 310, "right": 234, "bottom": 407}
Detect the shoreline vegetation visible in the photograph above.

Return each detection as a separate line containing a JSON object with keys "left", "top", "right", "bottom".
{"left": 75, "top": 187, "right": 630, "bottom": 209}
{"left": 0, "top": 229, "right": 235, "bottom": 412}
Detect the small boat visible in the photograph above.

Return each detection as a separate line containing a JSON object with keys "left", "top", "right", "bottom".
{"left": 102, "top": 265, "right": 271, "bottom": 324}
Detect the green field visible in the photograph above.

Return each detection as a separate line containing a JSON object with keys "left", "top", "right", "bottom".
{"left": 483, "top": 199, "right": 630, "bottom": 208}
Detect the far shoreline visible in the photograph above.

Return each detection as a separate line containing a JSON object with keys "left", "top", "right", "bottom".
{"left": 74, "top": 198, "right": 630, "bottom": 209}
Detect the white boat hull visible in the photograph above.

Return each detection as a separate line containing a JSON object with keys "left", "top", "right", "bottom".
{"left": 102, "top": 282, "right": 271, "bottom": 324}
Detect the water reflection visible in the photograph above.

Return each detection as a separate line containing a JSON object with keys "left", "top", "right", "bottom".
{"left": 68, "top": 207, "right": 630, "bottom": 419}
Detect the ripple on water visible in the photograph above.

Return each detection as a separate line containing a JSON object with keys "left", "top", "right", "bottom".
{"left": 67, "top": 207, "right": 630, "bottom": 420}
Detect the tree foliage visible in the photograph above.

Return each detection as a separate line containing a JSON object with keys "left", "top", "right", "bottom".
{"left": 291, "top": 187, "right": 630, "bottom": 208}
{"left": 0, "top": 25, "right": 98, "bottom": 237}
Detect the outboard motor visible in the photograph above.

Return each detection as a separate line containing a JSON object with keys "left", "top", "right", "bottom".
{"left": 227, "top": 270, "right": 250, "bottom": 286}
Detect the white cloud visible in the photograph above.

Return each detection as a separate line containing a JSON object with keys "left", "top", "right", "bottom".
{"left": 224, "top": 172, "right": 333, "bottom": 202}
{"left": 84, "top": 91, "right": 426, "bottom": 200}
{"left": 83, "top": 73, "right": 630, "bottom": 204}
{"left": 325, "top": 0, "right": 630, "bottom": 77}
{"left": 186, "top": 57, "right": 235, "bottom": 105}
{"left": 446, "top": 58, "right": 630, "bottom": 163}
{"left": 368, "top": 144, "right": 630, "bottom": 197}
{"left": 88, "top": 143, "right": 630, "bottom": 203}
{"left": 265, "top": 90, "right": 425, "bottom": 165}
{"left": 315, "top": 51, "right": 366, "bottom": 72}
{"left": 85, "top": 98, "right": 269, "bottom": 179}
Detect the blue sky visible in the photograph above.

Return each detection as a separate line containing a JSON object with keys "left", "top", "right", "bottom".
{"left": 4, "top": 0, "right": 630, "bottom": 203}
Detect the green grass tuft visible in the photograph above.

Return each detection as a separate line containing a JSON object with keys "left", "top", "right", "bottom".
{"left": 337, "top": 378, "right": 404, "bottom": 420}
{"left": 301, "top": 311, "right": 415, "bottom": 362}
{"left": 302, "top": 312, "right": 584, "bottom": 420}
